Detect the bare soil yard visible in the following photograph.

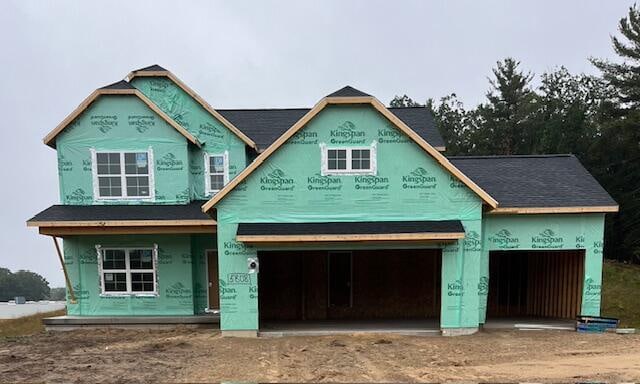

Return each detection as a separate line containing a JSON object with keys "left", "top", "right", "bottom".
{"left": 1, "top": 327, "right": 639, "bottom": 383}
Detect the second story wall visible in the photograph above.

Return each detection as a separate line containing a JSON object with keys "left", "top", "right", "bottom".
{"left": 56, "top": 95, "right": 191, "bottom": 205}
{"left": 130, "top": 76, "right": 248, "bottom": 200}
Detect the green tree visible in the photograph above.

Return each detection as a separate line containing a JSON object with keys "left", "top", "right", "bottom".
{"left": 389, "top": 95, "right": 424, "bottom": 108}
{"left": 0, "top": 268, "right": 50, "bottom": 301}
{"left": 469, "top": 58, "right": 537, "bottom": 155}
{"left": 48, "top": 287, "right": 67, "bottom": 301}
{"left": 590, "top": 4, "right": 640, "bottom": 263}
{"left": 427, "top": 94, "right": 472, "bottom": 155}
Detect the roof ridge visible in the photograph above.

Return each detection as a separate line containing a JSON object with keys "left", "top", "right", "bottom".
{"left": 217, "top": 107, "right": 311, "bottom": 112}
{"left": 448, "top": 154, "right": 575, "bottom": 159}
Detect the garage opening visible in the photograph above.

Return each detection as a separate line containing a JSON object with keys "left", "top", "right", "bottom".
{"left": 487, "top": 250, "right": 584, "bottom": 319}
{"left": 258, "top": 249, "right": 441, "bottom": 333}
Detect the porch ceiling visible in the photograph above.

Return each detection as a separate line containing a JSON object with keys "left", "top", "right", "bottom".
{"left": 236, "top": 220, "right": 465, "bottom": 243}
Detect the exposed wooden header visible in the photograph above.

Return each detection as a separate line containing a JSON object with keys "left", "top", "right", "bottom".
{"left": 485, "top": 206, "right": 620, "bottom": 215}
{"left": 43, "top": 88, "right": 201, "bottom": 148}
{"left": 29, "top": 218, "right": 216, "bottom": 236}
{"left": 202, "top": 95, "right": 499, "bottom": 212}
{"left": 127, "top": 69, "right": 258, "bottom": 150}
{"left": 236, "top": 232, "right": 465, "bottom": 243}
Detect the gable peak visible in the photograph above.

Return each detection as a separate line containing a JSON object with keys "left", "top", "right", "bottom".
{"left": 326, "top": 86, "right": 371, "bottom": 98}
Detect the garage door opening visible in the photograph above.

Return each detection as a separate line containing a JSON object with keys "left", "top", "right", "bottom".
{"left": 258, "top": 249, "right": 441, "bottom": 334}
{"left": 487, "top": 250, "right": 584, "bottom": 320}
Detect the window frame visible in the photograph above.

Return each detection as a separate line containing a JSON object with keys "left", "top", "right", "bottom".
{"left": 90, "top": 148, "right": 155, "bottom": 201}
{"left": 96, "top": 245, "right": 159, "bottom": 297}
{"left": 204, "top": 151, "right": 229, "bottom": 195}
{"left": 320, "top": 141, "right": 377, "bottom": 176}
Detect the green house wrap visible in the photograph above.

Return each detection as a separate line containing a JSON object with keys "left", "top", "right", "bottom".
{"left": 28, "top": 67, "right": 618, "bottom": 336}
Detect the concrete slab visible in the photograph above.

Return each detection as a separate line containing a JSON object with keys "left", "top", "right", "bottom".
{"left": 44, "top": 314, "right": 219, "bottom": 331}
{"left": 259, "top": 319, "right": 440, "bottom": 337}
{"left": 483, "top": 317, "right": 576, "bottom": 331}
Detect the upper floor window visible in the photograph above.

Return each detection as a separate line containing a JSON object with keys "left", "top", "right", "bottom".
{"left": 320, "top": 142, "right": 377, "bottom": 175}
{"left": 98, "top": 246, "right": 157, "bottom": 296}
{"left": 90, "top": 149, "right": 155, "bottom": 200}
{"left": 204, "top": 151, "right": 229, "bottom": 195}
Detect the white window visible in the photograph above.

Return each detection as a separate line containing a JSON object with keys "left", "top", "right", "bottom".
{"left": 97, "top": 246, "right": 158, "bottom": 296}
{"left": 320, "top": 141, "right": 377, "bottom": 175}
{"left": 90, "top": 149, "right": 155, "bottom": 200}
{"left": 204, "top": 151, "right": 229, "bottom": 195}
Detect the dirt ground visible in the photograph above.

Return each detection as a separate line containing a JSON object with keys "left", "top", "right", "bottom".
{"left": 1, "top": 328, "right": 639, "bottom": 383}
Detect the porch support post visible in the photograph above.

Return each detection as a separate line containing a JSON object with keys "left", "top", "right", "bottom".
{"left": 581, "top": 223, "right": 605, "bottom": 316}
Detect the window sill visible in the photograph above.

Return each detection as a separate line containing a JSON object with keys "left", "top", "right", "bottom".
{"left": 99, "top": 292, "right": 159, "bottom": 298}
{"left": 321, "top": 170, "right": 376, "bottom": 176}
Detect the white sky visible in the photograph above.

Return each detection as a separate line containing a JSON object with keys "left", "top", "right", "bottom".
{"left": 0, "top": 0, "right": 631, "bottom": 287}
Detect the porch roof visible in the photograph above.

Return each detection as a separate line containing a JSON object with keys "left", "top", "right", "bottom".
{"left": 236, "top": 220, "right": 465, "bottom": 243}
{"left": 27, "top": 201, "right": 216, "bottom": 235}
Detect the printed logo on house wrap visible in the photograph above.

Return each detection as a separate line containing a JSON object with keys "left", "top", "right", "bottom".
{"left": 223, "top": 241, "right": 253, "bottom": 256}
{"left": 165, "top": 282, "right": 192, "bottom": 299}
{"left": 330, "top": 121, "right": 366, "bottom": 144}
{"left": 575, "top": 235, "right": 586, "bottom": 249}
{"left": 58, "top": 155, "right": 73, "bottom": 172}
{"left": 71, "top": 284, "right": 90, "bottom": 300}
{"left": 463, "top": 230, "right": 482, "bottom": 251}
{"left": 478, "top": 276, "right": 489, "bottom": 296}
{"left": 149, "top": 78, "right": 169, "bottom": 93}
{"left": 531, "top": 229, "right": 564, "bottom": 248}
{"left": 219, "top": 280, "right": 238, "bottom": 301}
{"left": 449, "top": 175, "right": 465, "bottom": 189}
{"left": 307, "top": 172, "right": 342, "bottom": 191}
{"left": 260, "top": 169, "right": 295, "bottom": 191}
{"left": 402, "top": 167, "right": 437, "bottom": 190}
{"left": 584, "top": 277, "right": 601, "bottom": 296}
{"left": 128, "top": 115, "right": 155, "bottom": 133}
{"left": 65, "top": 188, "right": 92, "bottom": 203}
{"left": 157, "top": 247, "right": 172, "bottom": 265}
{"left": 377, "top": 126, "right": 409, "bottom": 144}
{"left": 91, "top": 115, "right": 118, "bottom": 134}
{"left": 198, "top": 122, "right": 224, "bottom": 140}
{"left": 156, "top": 153, "right": 184, "bottom": 171}
{"left": 288, "top": 130, "right": 318, "bottom": 145}
{"left": 488, "top": 229, "right": 520, "bottom": 249}
{"left": 79, "top": 248, "right": 98, "bottom": 265}
{"left": 175, "top": 187, "right": 190, "bottom": 202}
{"left": 593, "top": 240, "right": 604, "bottom": 255}
{"left": 354, "top": 175, "right": 389, "bottom": 190}
{"left": 447, "top": 279, "right": 464, "bottom": 297}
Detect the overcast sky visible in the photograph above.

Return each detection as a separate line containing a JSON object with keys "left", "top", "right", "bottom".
{"left": 0, "top": 1, "right": 632, "bottom": 287}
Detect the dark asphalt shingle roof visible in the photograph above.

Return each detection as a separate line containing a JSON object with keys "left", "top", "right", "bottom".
{"left": 28, "top": 201, "right": 212, "bottom": 223}
{"left": 133, "top": 64, "right": 168, "bottom": 72}
{"left": 326, "top": 85, "right": 371, "bottom": 98}
{"left": 99, "top": 80, "right": 136, "bottom": 90}
{"left": 449, "top": 154, "right": 618, "bottom": 208}
{"left": 217, "top": 106, "right": 445, "bottom": 150}
{"left": 237, "top": 220, "right": 465, "bottom": 236}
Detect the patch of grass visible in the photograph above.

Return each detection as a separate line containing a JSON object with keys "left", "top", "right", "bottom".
{"left": 0, "top": 309, "right": 66, "bottom": 338}
{"left": 601, "top": 260, "right": 640, "bottom": 328}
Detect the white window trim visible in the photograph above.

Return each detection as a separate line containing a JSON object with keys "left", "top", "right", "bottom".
{"left": 90, "top": 147, "right": 156, "bottom": 201}
{"left": 204, "top": 150, "right": 229, "bottom": 195}
{"left": 320, "top": 141, "right": 377, "bottom": 176}
{"left": 96, "top": 244, "right": 159, "bottom": 297}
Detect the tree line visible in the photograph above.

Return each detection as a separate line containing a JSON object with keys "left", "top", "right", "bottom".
{"left": 0, "top": 267, "right": 65, "bottom": 301}
{"left": 391, "top": 5, "right": 640, "bottom": 264}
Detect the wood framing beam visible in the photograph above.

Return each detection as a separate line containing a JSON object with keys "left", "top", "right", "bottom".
{"left": 39, "top": 225, "right": 217, "bottom": 236}
{"left": 28, "top": 219, "right": 216, "bottom": 227}
{"left": 236, "top": 232, "right": 465, "bottom": 243}
{"left": 127, "top": 69, "right": 258, "bottom": 150}
{"left": 51, "top": 236, "right": 76, "bottom": 304}
{"left": 486, "top": 206, "right": 619, "bottom": 215}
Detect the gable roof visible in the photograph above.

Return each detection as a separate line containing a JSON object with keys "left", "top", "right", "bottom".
{"left": 43, "top": 83, "right": 201, "bottom": 148}
{"left": 449, "top": 154, "right": 619, "bottom": 214}
{"left": 218, "top": 106, "right": 445, "bottom": 151}
{"left": 127, "top": 65, "right": 257, "bottom": 150}
{"left": 202, "top": 89, "right": 499, "bottom": 212}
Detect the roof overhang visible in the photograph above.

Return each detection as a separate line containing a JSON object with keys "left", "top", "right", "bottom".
{"left": 126, "top": 68, "right": 258, "bottom": 150}
{"left": 202, "top": 95, "right": 499, "bottom": 212}
{"left": 236, "top": 221, "right": 465, "bottom": 244}
{"left": 485, "top": 206, "right": 620, "bottom": 215}
{"left": 27, "top": 219, "right": 216, "bottom": 236}
{"left": 43, "top": 88, "right": 201, "bottom": 149}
